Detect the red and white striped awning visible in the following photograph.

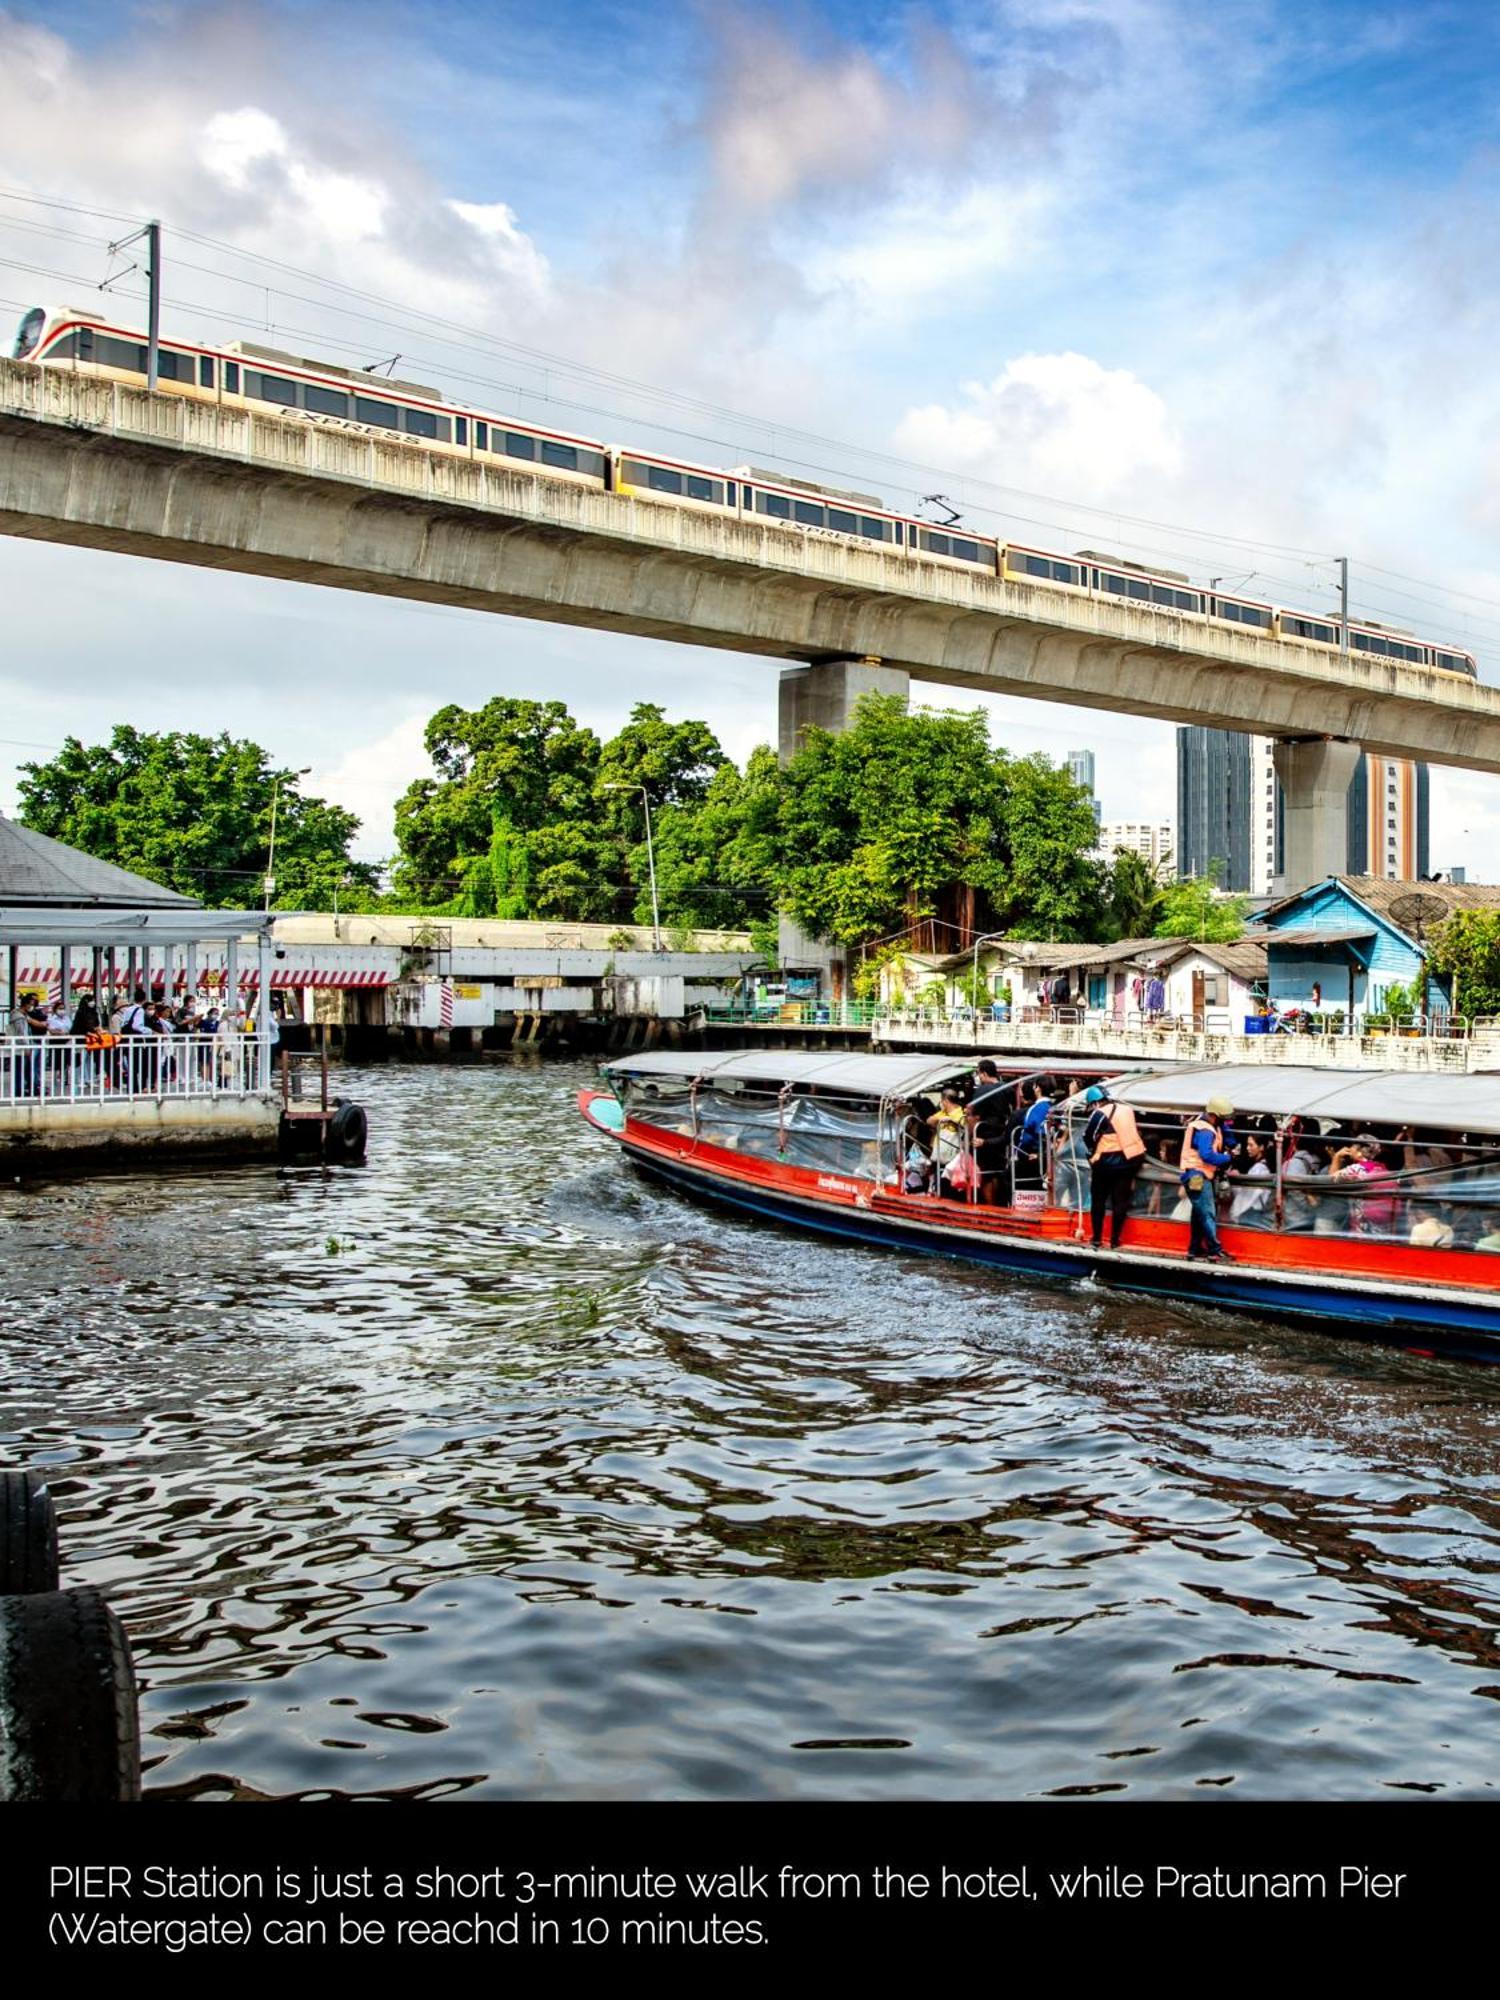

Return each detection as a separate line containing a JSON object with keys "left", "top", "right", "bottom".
{"left": 15, "top": 965, "right": 391, "bottom": 990}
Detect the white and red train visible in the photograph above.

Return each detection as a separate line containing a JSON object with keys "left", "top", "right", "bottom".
{"left": 12, "top": 302, "right": 1481, "bottom": 680}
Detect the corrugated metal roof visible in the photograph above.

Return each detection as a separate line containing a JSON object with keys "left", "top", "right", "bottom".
{"left": 0, "top": 815, "right": 196, "bottom": 908}
{"left": 1110, "top": 1064, "right": 1500, "bottom": 1135}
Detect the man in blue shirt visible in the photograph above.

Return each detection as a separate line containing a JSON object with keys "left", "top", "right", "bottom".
{"left": 1180, "top": 1094, "right": 1235, "bottom": 1261}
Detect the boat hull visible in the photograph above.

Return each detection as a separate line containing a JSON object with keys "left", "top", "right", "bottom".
{"left": 580, "top": 1091, "right": 1500, "bottom": 1363}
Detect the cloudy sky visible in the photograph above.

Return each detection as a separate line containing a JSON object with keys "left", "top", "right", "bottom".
{"left": 4, "top": 0, "right": 1500, "bottom": 873}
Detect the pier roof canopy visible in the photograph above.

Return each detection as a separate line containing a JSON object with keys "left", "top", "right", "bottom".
{"left": 0, "top": 814, "right": 198, "bottom": 909}
{"left": 0, "top": 906, "right": 271, "bottom": 948}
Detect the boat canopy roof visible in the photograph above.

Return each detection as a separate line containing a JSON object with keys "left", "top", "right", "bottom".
{"left": 1110, "top": 1064, "right": 1500, "bottom": 1136}
{"left": 603, "top": 1049, "right": 982, "bottom": 1099}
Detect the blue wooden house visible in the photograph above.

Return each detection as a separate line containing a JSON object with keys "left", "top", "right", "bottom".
{"left": 1256, "top": 875, "right": 1500, "bottom": 1021}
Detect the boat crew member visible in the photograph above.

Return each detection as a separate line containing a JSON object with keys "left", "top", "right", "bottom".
{"left": 1083, "top": 1084, "right": 1146, "bottom": 1251}
{"left": 1180, "top": 1095, "right": 1235, "bottom": 1262}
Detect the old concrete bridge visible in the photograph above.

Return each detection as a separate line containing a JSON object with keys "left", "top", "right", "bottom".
{"left": 2, "top": 356, "right": 1498, "bottom": 891}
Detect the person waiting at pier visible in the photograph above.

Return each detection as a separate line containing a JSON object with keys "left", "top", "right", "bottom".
{"left": 1082, "top": 1084, "right": 1146, "bottom": 1250}
{"left": 1179, "top": 1096, "right": 1235, "bottom": 1261}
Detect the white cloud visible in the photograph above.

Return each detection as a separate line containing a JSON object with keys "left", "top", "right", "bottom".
{"left": 896, "top": 352, "right": 1182, "bottom": 505}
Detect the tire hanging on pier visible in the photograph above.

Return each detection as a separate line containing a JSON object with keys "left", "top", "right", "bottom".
{"left": 0, "top": 1587, "right": 141, "bottom": 1801}
{"left": 328, "top": 1100, "right": 368, "bottom": 1163}
{"left": 0, "top": 1471, "right": 60, "bottom": 1595}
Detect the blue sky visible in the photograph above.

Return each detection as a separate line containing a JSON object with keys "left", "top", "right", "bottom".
{"left": 4, "top": 0, "right": 1500, "bottom": 873}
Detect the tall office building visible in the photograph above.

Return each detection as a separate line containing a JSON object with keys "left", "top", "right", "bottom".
{"left": 1175, "top": 727, "right": 1253, "bottom": 889}
{"left": 1067, "top": 748, "right": 1101, "bottom": 826}
{"left": 1178, "top": 728, "right": 1428, "bottom": 891}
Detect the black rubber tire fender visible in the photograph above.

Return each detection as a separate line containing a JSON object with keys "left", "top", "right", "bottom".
{"left": 328, "top": 1100, "right": 368, "bottom": 1162}
{"left": 0, "top": 1587, "right": 141, "bottom": 1801}
{"left": 0, "top": 1471, "right": 61, "bottom": 1595}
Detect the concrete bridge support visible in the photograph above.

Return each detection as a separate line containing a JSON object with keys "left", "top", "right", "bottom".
{"left": 777, "top": 658, "right": 911, "bottom": 993}
{"left": 1272, "top": 736, "right": 1363, "bottom": 896}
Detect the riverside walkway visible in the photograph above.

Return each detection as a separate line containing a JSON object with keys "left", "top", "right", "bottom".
{"left": 703, "top": 1003, "right": 1500, "bottom": 1075}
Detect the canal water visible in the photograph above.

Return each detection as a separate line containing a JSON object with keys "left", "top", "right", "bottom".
{"left": 4, "top": 1059, "right": 1499, "bottom": 1801}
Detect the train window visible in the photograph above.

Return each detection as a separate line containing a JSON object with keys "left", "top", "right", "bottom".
{"left": 1150, "top": 584, "right": 1176, "bottom": 606}
{"left": 97, "top": 334, "right": 147, "bottom": 373}
{"left": 249, "top": 372, "right": 299, "bottom": 407}
{"left": 759, "top": 492, "right": 791, "bottom": 519}
{"left": 862, "top": 517, "right": 891, "bottom": 541}
{"left": 198, "top": 356, "right": 215, "bottom": 389}
{"left": 950, "top": 538, "right": 981, "bottom": 563}
{"left": 925, "top": 531, "right": 950, "bottom": 556}
{"left": 44, "top": 331, "right": 78, "bottom": 358}
{"left": 647, "top": 464, "right": 683, "bottom": 494}
{"left": 894, "top": 523, "right": 904, "bottom": 544}
{"left": 541, "top": 440, "right": 578, "bottom": 470}
{"left": 224, "top": 361, "right": 239, "bottom": 393}
{"left": 1436, "top": 651, "right": 1473, "bottom": 675}
{"left": 475, "top": 421, "right": 488, "bottom": 450}
{"left": 154, "top": 349, "right": 188, "bottom": 381}
{"left": 1285, "top": 616, "right": 1334, "bottom": 643}
{"left": 403, "top": 406, "right": 440, "bottom": 439}
{"left": 794, "top": 499, "right": 824, "bottom": 527}
{"left": 355, "top": 395, "right": 399, "bottom": 428}
{"left": 455, "top": 416, "right": 468, "bottom": 446}
{"left": 1127, "top": 577, "right": 1150, "bottom": 599}
{"left": 726, "top": 482, "right": 737, "bottom": 506}
{"left": 502, "top": 430, "right": 536, "bottom": 459}
{"left": 828, "top": 507, "right": 859, "bottom": 534}
{"left": 686, "top": 474, "right": 719, "bottom": 502}
{"left": 304, "top": 384, "right": 351, "bottom": 419}
{"left": 1102, "top": 571, "right": 1129, "bottom": 594}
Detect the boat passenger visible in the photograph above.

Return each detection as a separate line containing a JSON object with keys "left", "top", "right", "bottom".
{"left": 1410, "top": 1213, "right": 1456, "bottom": 1250}
{"left": 1180, "top": 1096, "right": 1235, "bottom": 1262}
{"left": 929, "top": 1090, "right": 967, "bottom": 1185}
{"left": 1083, "top": 1084, "right": 1145, "bottom": 1251}
{"left": 1281, "top": 1135, "right": 1324, "bottom": 1233}
{"left": 1334, "top": 1134, "right": 1400, "bottom": 1237}
{"left": 968, "top": 1068, "right": 1013, "bottom": 1205}
{"left": 1228, "top": 1133, "right": 1274, "bottom": 1227}
{"left": 1135, "top": 1131, "right": 1180, "bottom": 1218}
{"left": 1013, "top": 1081, "right": 1054, "bottom": 1189}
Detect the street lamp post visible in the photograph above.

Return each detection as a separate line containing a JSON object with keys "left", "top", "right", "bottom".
{"left": 265, "top": 767, "right": 312, "bottom": 911}
{"left": 606, "top": 782, "right": 662, "bottom": 952}
{"left": 969, "top": 929, "right": 1011, "bottom": 1043}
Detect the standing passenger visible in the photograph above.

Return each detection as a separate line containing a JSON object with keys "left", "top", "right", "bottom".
{"left": 1180, "top": 1096, "right": 1235, "bottom": 1261}
{"left": 1082, "top": 1084, "right": 1145, "bottom": 1250}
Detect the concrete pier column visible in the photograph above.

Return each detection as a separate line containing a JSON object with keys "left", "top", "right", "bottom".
{"left": 1272, "top": 737, "right": 1362, "bottom": 895}
{"left": 776, "top": 658, "right": 911, "bottom": 996}
{"left": 777, "top": 656, "right": 911, "bottom": 763}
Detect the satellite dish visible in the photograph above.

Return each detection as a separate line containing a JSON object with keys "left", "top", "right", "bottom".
{"left": 1388, "top": 891, "right": 1449, "bottom": 943}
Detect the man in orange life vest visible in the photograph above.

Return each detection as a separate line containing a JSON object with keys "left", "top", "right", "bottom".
{"left": 1180, "top": 1094, "right": 1236, "bottom": 1262}
{"left": 1082, "top": 1084, "right": 1147, "bottom": 1250}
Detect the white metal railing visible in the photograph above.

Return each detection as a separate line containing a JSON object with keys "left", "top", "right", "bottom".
{"left": 0, "top": 1033, "right": 276, "bottom": 1106}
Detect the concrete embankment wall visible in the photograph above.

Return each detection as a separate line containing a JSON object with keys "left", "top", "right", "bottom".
{"left": 0, "top": 1096, "right": 281, "bottom": 1158}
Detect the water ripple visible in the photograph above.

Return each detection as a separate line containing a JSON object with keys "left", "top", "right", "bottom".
{"left": 3, "top": 1059, "right": 1500, "bottom": 1799}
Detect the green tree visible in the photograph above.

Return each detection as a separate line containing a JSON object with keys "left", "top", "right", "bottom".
{"left": 392, "top": 697, "right": 608, "bottom": 914}
{"left": 1429, "top": 909, "right": 1500, "bottom": 1017}
{"left": 1105, "top": 847, "right": 1166, "bottom": 938}
{"left": 17, "top": 727, "right": 376, "bottom": 909}
{"left": 768, "top": 696, "right": 1105, "bottom": 949}
{"left": 642, "top": 749, "right": 779, "bottom": 931}
{"left": 1153, "top": 866, "right": 1247, "bottom": 943}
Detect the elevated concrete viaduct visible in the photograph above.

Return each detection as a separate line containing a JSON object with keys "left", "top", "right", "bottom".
{"left": 3, "top": 358, "right": 1498, "bottom": 908}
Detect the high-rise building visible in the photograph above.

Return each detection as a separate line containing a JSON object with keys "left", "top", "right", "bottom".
{"left": 1066, "top": 748, "right": 1101, "bottom": 826}
{"left": 1177, "top": 728, "right": 1429, "bottom": 891}
{"left": 1098, "top": 822, "right": 1174, "bottom": 872}
{"left": 1176, "top": 727, "right": 1253, "bottom": 889}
